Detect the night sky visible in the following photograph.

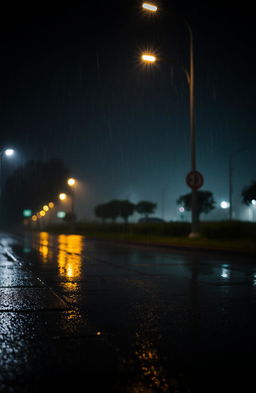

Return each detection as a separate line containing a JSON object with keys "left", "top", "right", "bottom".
{"left": 0, "top": 1, "right": 255, "bottom": 221}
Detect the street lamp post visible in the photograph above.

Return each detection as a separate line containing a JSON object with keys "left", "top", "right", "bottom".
{"left": 0, "top": 148, "right": 15, "bottom": 195}
{"left": 228, "top": 148, "right": 247, "bottom": 220}
{"left": 67, "top": 178, "right": 76, "bottom": 230}
{"left": 141, "top": 3, "right": 199, "bottom": 236}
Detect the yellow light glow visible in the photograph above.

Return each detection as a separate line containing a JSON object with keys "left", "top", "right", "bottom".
{"left": 57, "top": 234, "right": 83, "bottom": 282}
{"left": 43, "top": 205, "right": 49, "bottom": 212}
{"left": 49, "top": 202, "right": 54, "bottom": 208}
{"left": 59, "top": 193, "right": 67, "bottom": 201}
{"left": 142, "top": 2, "right": 158, "bottom": 12}
{"left": 39, "top": 232, "right": 49, "bottom": 263}
{"left": 141, "top": 53, "right": 157, "bottom": 63}
{"left": 67, "top": 178, "right": 76, "bottom": 186}
{"left": 40, "top": 210, "right": 46, "bottom": 217}
{"left": 32, "top": 215, "right": 37, "bottom": 222}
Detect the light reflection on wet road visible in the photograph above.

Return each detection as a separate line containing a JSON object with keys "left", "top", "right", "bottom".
{"left": 1, "top": 231, "right": 256, "bottom": 392}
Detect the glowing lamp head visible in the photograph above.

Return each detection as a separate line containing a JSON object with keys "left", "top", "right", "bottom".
{"left": 5, "top": 149, "right": 14, "bottom": 157}
{"left": 142, "top": 2, "right": 158, "bottom": 12}
{"left": 141, "top": 53, "right": 157, "bottom": 63}
{"left": 43, "top": 205, "right": 49, "bottom": 212}
{"left": 59, "top": 193, "right": 67, "bottom": 201}
{"left": 67, "top": 178, "right": 76, "bottom": 186}
{"left": 39, "top": 210, "right": 46, "bottom": 217}
{"left": 220, "top": 201, "right": 230, "bottom": 209}
{"left": 252, "top": 200, "right": 256, "bottom": 205}
{"left": 48, "top": 202, "right": 54, "bottom": 208}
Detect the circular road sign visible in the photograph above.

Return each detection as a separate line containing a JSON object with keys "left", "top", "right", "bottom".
{"left": 186, "top": 170, "right": 204, "bottom": 190}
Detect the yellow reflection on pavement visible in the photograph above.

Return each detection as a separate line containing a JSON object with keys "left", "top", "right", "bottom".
{"left": 57, "top": 235, "right": 83, "bottom": 280}
{"left": 39, "top": 232, "right": 49, "bottom": 263}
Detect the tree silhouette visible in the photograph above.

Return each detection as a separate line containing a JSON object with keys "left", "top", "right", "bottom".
{"left": 177, "top": 190, "right": 215, "bottom": 222}
{"left": 136, "top": 201, "right": 157, "bottom": 219}
{"left": 118, "top": 200, "right": 135, "bottom": 223}
{"left": 94, "top": 204, "right": 109, "bottom": 222}
{"left": 241, "top": 181, "right": 256, "bottom": 205}
{"left": 94, "top": 200, "right": 135, "bottom": 223}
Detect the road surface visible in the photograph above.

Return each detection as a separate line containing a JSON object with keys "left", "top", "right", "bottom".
{"left": 0, "top": 231, "right": 256, "bottom": 392}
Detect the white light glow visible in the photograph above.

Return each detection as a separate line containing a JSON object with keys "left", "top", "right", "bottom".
{"left": 142, "top": 54, "right": 156, "bottom": 63}
{"left": 142, "top": 3, "right": 158, "bottom": 12}
{"left": 67, "top": 178, "right": 76, "bottom": 186}
{"left": 220, "top": 201, "right": 230, "bottom": 209}
{"left": 59, "top": 193, "right": 67, "bottom": 201}
{"left": 5, "top": 149, "right": 14, "bottom": 157}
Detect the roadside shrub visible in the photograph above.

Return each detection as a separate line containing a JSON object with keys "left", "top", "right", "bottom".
{"left": 201, "top": 221, "right": 256, "bottom": 240}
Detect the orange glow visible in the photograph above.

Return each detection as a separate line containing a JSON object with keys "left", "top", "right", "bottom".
{"left": 67, "top": 178, "right": 76, "bottom": 186}
{"left": 49, "top": 202, "right": 54, "bottom": 208}
{"left": 32, "top": 215, "right": 37, "bottom": 221}
{"left": 39, "top": 232, "right": 49, "bottom": 263}
{"left": 142, "top": 2, "right": 158, "bottom": 12}
{"left": 57, "top": 234, "right": 83, "bottom": 282}
{"left": 59, "top": 193, "right": 67, "bottom": 201}
{"left": 43, "top": 205, "right": 49, "bottom": 212}
{"left": 40, "top": 210, "right": 46, "bottom": 217}
{"left": 141, "top": 53, "right": 157, "bottom": 63}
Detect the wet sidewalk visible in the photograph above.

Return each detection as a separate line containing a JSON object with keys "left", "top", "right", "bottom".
{"left": 0, "top": 241, "right": 122, "bottom": 393}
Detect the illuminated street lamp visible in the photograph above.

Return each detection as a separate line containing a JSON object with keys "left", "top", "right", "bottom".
{"left": 67, "top": 178, "right": 76, "bottom": 187}
{"left": 142, "top": 2, "right": 158, "bottom": 12}
{"left": 141, "top": 4, "right": 198, "bottom": 237}
{"left": 141, "top": 53, "right": 157, "bottom": 63}
{"left": 59, "top": 193, "right": 67, "bottom": 201}
{"left": 220, "top": 201, "right": 230, "bottom": 209}
{"left": 0, "top": 148, "right": 15, "bottom": 195}
{"left": 4, "top": 149, "right": 14, "bottom": 157}
{"left": 67, "top": 177, "right": 77, "bottom": 228}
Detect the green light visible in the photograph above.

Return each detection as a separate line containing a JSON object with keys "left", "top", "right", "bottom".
{"left": 57, "top": 211, "right": 66, "bottom": 218}
{"left": 23, "top": 209, "right": 32, "bottom": 217}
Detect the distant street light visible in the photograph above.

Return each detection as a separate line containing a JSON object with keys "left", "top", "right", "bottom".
{"left": 142, "top": 2, "right": 158, "bottom": 12}
{"left": 0, "top": 148, "right": 15, "bottom": 195}
{"left": 67, "top": 178, "right": 76, "bottom": 187}
{"left": 67, "top": 177, "right": 77, "bottom": 228}
{"left": 5, "top": 149, "right": 14, "bottom": 157}
{"left": 141, "top": 53, "right": 157, "bottom": 63}
{"left": 220, "top": 201, "right": 230, "bottom": 209}
{"left": 59, "top": 193, "right": 67, "bottom": 201}
{"left": 140, "top": 4, "right": 199, "bottom": 237}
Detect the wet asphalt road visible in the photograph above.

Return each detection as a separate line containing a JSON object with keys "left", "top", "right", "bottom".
{"left": 0, "top": 232, "right": 256, "bottom": 393}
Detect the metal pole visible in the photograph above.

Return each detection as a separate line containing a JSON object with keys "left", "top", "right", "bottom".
{"left": 185, "top": 21, "right": 199, "bottom": 236}
{"left": 228, "top": 147, "right": 247, "bottom": 221}
{"left": 228, "top": 157, "right": 233, "bottom": 220}
{"left": 0, "top": 151, "right": 4, "bottom": 198}
{"left": 70, "top": 187, "right": 75, "bottom": 232}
